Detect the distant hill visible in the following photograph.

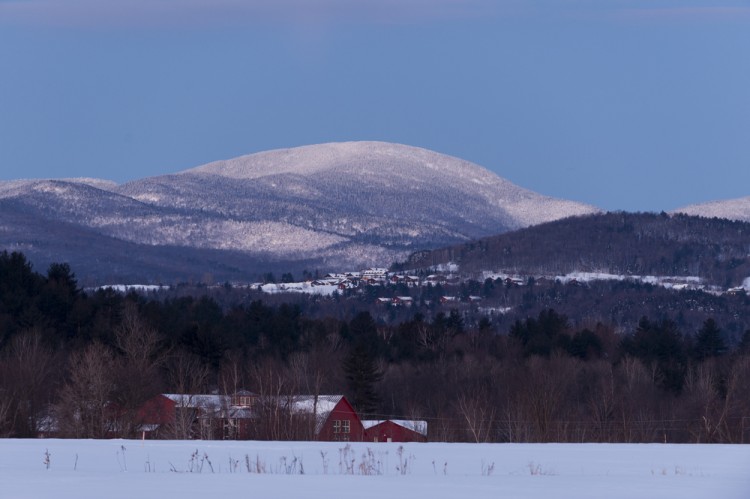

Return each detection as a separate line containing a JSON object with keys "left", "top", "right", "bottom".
{"left": 402, "top": 212, "right": 750, "bottom": 288}
{"left": 673, "top": 196, "right": 750, "bottom": 223}
{"left": 0, "top": 142, "right": 597, "bottom": 284}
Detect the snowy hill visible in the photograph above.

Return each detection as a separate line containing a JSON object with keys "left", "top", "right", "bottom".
{"left": 0, "top": 142, "right": 598, "bottom": 283}
{"left": 115, "top": 142, "right": 597, "bottom": 256}
{"left": 673, "top": 196, "right": 750, "bottom": 222}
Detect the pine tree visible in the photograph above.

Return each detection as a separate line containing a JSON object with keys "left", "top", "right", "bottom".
{"left": 694, "top": 318, "right": 726, "bottom": 361}
{"left": 342, "top": 344, "right": 382, "bottom": 417}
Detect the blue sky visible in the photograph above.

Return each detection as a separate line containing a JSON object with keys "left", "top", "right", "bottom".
{"left": 1, "top": 0, "right": 749, "bottom": 212}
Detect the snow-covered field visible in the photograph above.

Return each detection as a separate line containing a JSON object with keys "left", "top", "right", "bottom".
{"left": 1, "top": 439, "right": 748, "bottom": 499}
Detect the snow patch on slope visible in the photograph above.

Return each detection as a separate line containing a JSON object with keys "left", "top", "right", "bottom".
{"left": 556, "top": 272, "right": 702, "bottom": 289}
{"left": 673, "top": 196, "right": 750, "bottom": 223}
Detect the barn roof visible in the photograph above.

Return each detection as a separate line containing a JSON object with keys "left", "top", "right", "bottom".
{"left": 362, "top": 419, "right": 428, "bottom": 437}
{"left": 288, "top": 395, "right": 340, "bottom": 412}
{"left": 162, "top": 394, "right": 258, "bottom": 420}
{"left": 163, "top": 394, "right": 228, "bottom": 410}
{"left": 287, "top": 395, "right": 346, "bottom": 434}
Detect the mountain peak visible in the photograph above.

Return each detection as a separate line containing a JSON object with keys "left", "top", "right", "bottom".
{"left": 185, "top": 141, "right": 501, "bottom": 183}
{"left": 181, "top": 141, "right": 599, "bottom": 227}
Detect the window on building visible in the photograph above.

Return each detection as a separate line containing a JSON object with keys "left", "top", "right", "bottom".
{"left": 333, "top": 419, "right": 351, "bottom": 436}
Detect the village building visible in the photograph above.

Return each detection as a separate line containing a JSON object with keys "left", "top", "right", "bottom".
{"left": 288, "top": 395, "right": 365, "bottom": 442}
{"left": 362, "top": 268, "right": 389, "bottom": 279}
{"left": 404, "top": 275, "right": 420, "bottom": 287}
{"left": 393, "top": 296, "right": 414, "bottom": 307}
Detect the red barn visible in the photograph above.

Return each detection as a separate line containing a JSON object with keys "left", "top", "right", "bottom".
{"left": 288, "top": 395, "right": 365, "bottom": 442}
{"left": 363, "top": 419, "right": 428, "bottom": 443}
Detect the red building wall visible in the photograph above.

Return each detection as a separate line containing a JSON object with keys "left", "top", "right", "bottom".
{"left": 137, "top": 395, "right": 176, "bottom": 428}
{"left": 364, "top": 421, "right": 427, "bottom": 443}
{"left": 316, "top": 398, "right": 365, "bottom": 442}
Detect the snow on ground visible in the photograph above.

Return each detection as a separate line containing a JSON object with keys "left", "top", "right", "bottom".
{"left": 260, "top": 282, "right": 340, "bottom": 296}
{"left": 483, "top": 270, "right": 708, "bottom": 291}
{"left": 0, "top": 440, "right": 748, "bottom": 499}
{"left": 97, "top": 284, "right": 169, "bottom": 293}
{"left": 744, "top": 277, "right": 750, "bottom": 291}
{"left": 555, "top": 272, "right": 703, "bottom": 289}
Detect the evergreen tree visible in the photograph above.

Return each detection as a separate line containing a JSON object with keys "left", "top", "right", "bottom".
{"left": 739, "top": 330, "right": 750, "bottom": 354}
{"left": 621, "top": 317, "right": 687, "bottom": 392}
{"left": 342, "top": 344, "right": 383, "bottom": 417}
{"left": 693, "top": 318, "right": 726, "bottom": 361}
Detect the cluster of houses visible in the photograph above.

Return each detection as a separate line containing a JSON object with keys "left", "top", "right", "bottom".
{"left": 262, "top": 268, "right": 466, "bottom": 292}
{"left": 135, "top": 392, "right": 427, "bottom": 443}
{"left": 375, "top": 295, "right": 482, "bottom": 307}
{"left": 307, "top": 269, "right": 424, "bottom": 290}
{"left": 253, "top": 268, "right": 491, "bottom": 308}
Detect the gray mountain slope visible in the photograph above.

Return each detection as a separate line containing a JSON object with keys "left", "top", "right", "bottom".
{"left": 1, "top": 142, "right": 598, "bottom": 283}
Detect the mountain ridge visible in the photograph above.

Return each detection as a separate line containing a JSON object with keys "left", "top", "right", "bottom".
{"left": 0, "top": 141, "right": 598, "bottom": 284}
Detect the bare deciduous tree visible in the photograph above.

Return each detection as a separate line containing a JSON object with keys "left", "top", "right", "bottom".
{"left": 455, "top": 390, "right": 496, "bottom": 443}
{"left": 161, "top": 351, "right": 210, "bottom": 440}
{"left": 56, "top": 343, "right": 117, "bottom": 438}
{"left": 0, "top": 330, "right": 58, "bottom": 437}
{"left": 518, "top": 354, "right": 577, "bottom": 442}
{"left": 111, "top": 304, "right": 167, "bottom": 437}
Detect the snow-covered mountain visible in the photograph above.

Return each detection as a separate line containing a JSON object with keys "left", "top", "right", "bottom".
{"left": 0, "top": 142, "right": 598, "bottom": 283}
{"left": 673, "top": 196, "right": 750, "bottom": 223}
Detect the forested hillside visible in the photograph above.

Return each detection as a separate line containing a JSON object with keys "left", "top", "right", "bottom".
{"left": 404, "top": 212, "right": 750, "bottom": 288}
{"left": 2, "top": 251, "right": 750, "bottom": 443}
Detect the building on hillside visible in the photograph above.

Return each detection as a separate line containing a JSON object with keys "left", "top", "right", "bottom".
{"left": 337, "top": 280, "right": 357, "bottom": 290}
{"left": 362, "top": 268, "right": 389, "bottom": 279}
{"left": 362, "top": 419, "right": 428, "bottom": 443}
{"left": 404, "top": 276, "right": 420, "bottom": 287}
{"left": 393, "top": 296, "right": 414, "bottom": 307}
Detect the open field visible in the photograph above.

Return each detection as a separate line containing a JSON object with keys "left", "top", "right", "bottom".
{"left": 0, "top": 439, "right": 749, "bottom": 498}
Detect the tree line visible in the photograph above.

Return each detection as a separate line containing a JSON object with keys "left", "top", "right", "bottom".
{"left": 2, "top": 251, "right": 750, "bottom": 443}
